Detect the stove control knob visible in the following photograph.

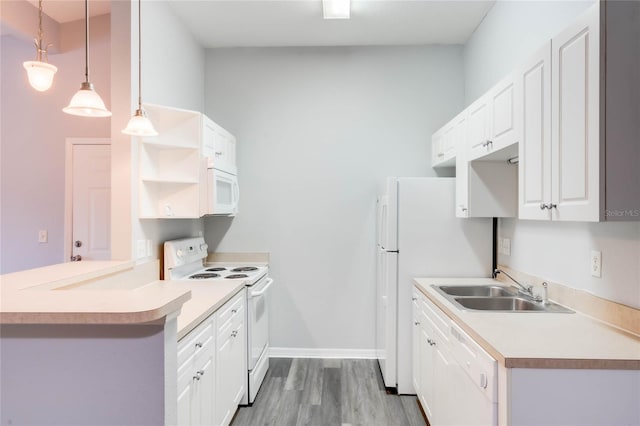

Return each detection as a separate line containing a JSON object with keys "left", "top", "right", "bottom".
{"left": 177, "top": 249, "right": 184, "bottom": 258}
{"left": 200, "top": 243, "right": 208, "bottom": 251}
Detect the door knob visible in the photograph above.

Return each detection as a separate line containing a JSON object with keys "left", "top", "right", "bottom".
{"left": 74, "top": 240, "right": 82, "bottom": 248}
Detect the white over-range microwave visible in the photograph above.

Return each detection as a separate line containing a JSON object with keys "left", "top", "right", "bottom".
{"left": 206, "top": 167, "right": 239, "bottom": 216}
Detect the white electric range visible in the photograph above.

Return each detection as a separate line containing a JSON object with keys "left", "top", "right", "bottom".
{"left": 164, "top": 237, "right": 273, "bottom": 405}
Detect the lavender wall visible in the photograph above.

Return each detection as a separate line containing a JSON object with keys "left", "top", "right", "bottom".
{"left": 0, "top": 15, "right": 111, "bottom": 273}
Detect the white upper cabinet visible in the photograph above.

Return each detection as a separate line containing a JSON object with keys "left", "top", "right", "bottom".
{"left": 518, "top": 42, "right": 552, "bottom": 220}
{"left": 551, "top": 4, "right": 600, "bottom": 221}
{"left": 466, "top": 95, "right": 492, "bottom": 160}
{"left": 468, "top": 74, "right": 520, "bottom": 162}
{"left": 138, "top": 104, "right": 238, "bottom": 219}
{"left": 202, "top": 116, "right": 237, "bottom": 175}
{"left": 431, "top": 116, "right": 458, "bottom": 168}
{"left": 519, "top": 2, "right": 640, "bottom": 222}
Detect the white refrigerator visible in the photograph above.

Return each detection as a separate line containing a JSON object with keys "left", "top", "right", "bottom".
{"left": 376, "top": 177, "right": 492, "bottom": 394}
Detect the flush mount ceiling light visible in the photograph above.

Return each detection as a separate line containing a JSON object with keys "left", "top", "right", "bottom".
{"left": 323, "top": 0, "right": 350, "bottom": 19}
{"left": 122, "top": 0, "right": 157, "bottom": 136}
{"left": 63, "top": 0, "right": 111, "bottom": 117}
{"left": 23, "top": 0, "right": 57, "bottom": 92}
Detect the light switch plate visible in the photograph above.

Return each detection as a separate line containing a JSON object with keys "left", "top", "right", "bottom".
{"left": 146, "top": 240, "right": 153, "bottom": 257}
{"left": 591, "top": 250, "right": 602, "bottom": 278}
{"left": 38, "top": 230, "right": 48, "bottom": 243}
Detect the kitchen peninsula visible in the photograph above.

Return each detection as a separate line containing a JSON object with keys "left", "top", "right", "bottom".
{"left": 0, "top": 260, "right": 244, "bottom": 425}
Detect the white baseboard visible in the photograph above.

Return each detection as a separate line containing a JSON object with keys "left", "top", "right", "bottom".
{"left": 269, "top": 347, "right": 377, "bottom": 359}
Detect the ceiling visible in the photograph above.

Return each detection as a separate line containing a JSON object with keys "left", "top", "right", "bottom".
{"left": 26, "top": 0, "right": 110, "bottom": 23}
{"left": 15, "top": 0, "right": 494, "bottom": 47}
{"left": 167, "top": 0, "right": 495, "bottom": 47}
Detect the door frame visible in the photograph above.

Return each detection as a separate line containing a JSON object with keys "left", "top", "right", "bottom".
{"left": 64, "top": 138, "right": 111, "bottom": 262}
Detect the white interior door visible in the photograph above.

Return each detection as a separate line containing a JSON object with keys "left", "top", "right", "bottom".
{"left": 71, "top": 144, "right": 111, "bottom": 261}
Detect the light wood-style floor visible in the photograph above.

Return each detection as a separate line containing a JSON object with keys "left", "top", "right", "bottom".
{"left": 231, "top": 358, "right": 427, "bottom": 426}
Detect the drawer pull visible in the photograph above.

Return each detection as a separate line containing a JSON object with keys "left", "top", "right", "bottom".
{"left": 231, "top": 309, "right": 238, "bottom": 314}
{"left": 195, "top": 342, "right": 203, "bottom": 348}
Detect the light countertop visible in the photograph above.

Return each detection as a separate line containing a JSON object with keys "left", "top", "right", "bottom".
{"left": 414, "top": 277, "right": 640, "bottom": 370}
{"left": 0, "top": 261, "right": 252, "bottom": 340}
{"left": 171, "top": 279, "right": 246, "bottom": 340}
{"left": 0, "top": 261, "right": 190, "bottom": 325}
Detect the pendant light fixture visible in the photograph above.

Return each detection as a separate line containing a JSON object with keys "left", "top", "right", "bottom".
{"left": 23, "top": 0, "right": 57, "bottom": 92}
{"left": 63, "top": 0, "right": 111, "bottom": 117}
{"left": 123, "top": 0, "right": 157, "bottom": 136}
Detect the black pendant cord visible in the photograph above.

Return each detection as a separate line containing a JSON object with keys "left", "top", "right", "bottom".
{"left": 84, "top": 0, "right": 89, "bottom": 84}
{"left": 137, "top": 0, "right": 142, "bottom": 110}
{"left": 492, "top": 217, "right": 498, "bottom": 276}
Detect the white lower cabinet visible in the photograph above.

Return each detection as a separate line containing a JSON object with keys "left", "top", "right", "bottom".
{"left": 412, "top": 288, "right": 497, "bottom": 426}
{"left": 215, "top": 292, "right": 247, "bottom": 426}
{"left": 177, "top": 289, "right": 246, "bottom": 426}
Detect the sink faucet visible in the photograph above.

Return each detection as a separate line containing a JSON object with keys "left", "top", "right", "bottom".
{"left": 493, "top": 268, "right": 535, "bottom": 298}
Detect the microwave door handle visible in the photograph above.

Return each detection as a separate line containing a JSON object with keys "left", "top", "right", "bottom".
{"left": 233, "top": 181, "right": 240, "bottom": 207}
{"left": 250, "top": 278, "right": 274, "bottom": 298}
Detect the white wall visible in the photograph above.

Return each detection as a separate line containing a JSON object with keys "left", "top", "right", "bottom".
{"left": 114, "top": 1, "right": 207, "bottom": 263}
{"left": 138, "top": 0, "right": 206, "bottom": 258}
{"left": 463, "top": 0, "right": 640, "bottom": 308}
{"left": 463, "top": 0, "right": 594, "bottom": 104}
{"left": 203, "top": 46, "right": 464, "bottom": 351}
{"left": 0, "top": 15, "right": 111, "bottom": 273}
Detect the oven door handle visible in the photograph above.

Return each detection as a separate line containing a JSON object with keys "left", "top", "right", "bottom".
{"left": 250, "top": 278, "right": 274, "bottom": 298}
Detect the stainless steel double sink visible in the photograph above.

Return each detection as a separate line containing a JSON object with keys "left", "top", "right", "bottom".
{"left": 433, "top": 285, "right": 574, "bottom": 313}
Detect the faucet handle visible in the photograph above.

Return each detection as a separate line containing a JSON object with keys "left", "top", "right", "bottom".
{"left": 541, "top": 281, "right": 549, "bottom": 304}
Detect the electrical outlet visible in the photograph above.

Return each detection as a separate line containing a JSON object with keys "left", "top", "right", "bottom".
{"left": 136, "top": 240, "right": 147, "bottom": 259}
{"left": 146, "top": 240, "right": 153, "bottom": 257}
{"left": 502, "top": 238, "right": 511, "bottom": 256}
{"left": 38, "top": 230, "right": 48, "bottom": 243}
{"left": 591, "top": 250, "right": 602, "bottom": 278}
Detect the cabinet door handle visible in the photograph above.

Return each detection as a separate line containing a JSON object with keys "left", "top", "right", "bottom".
{"left": 412, "top": 297, "right": 417, "bottom": 301}
{"left": 414, "top": 321, "right": 420, "bottom": 326}
{"left": 193, "top": 375, "right": 201, "bottom": 381}
{"left": 231, "top": 330, "right": 238, "bottom": 338}
{"left": 195, "top": 342, "right": 203, "bottom": 348}
{"left": 215, "top": 151, "right": 223, "bottom": 156}
{"left": 437, "top": 153, "right": 445, "bottom": 158}
{"left": 197, "top": 370, "right": 205, "bottom": 377}
{"left": 548, "top": 203, "right": 557, "bottom": 209}
{"left": 540, "top": 203, "right": 548, "bottom": 210}
{"left": 481, "top": 140, "right": 493, "bottom": 148}
{"left": 231, "top": 309, "right": 238, "bottom": 314}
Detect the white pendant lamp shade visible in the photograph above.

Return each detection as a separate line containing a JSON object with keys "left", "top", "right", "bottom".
{"left": 23, "top": 60, "right": 57, "bottom": 92}
{"left": 24, "top": 0, "right": 57, "bottom": 91}
{"left": 122, "top": 109, "right": 158, "bottom": 136}
{"left": 63, "top": 82, "right": 112, "bottom": 117}
{"left": 123, "top": 0, "right": 157, "bottom": 136}
{"left": 63, "top": 0, "right": 111, "bottom": 117}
